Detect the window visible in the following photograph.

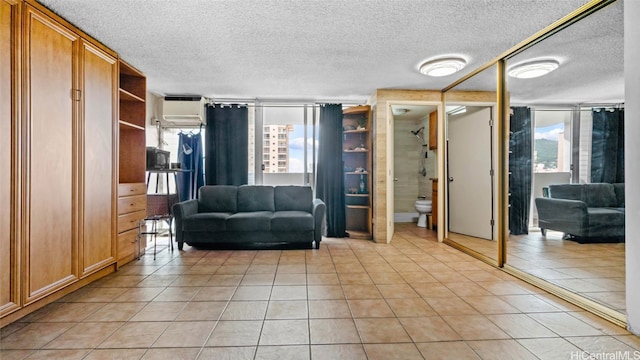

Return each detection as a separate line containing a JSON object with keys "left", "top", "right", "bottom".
{"left": 257, "top": 104, "right": 319, "bottom": 186}
{"left": 533, "top": 110, "right": 571, "bottom": 173}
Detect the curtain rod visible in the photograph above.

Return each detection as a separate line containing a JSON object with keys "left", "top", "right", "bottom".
{"left": 206, "top": 98, "right": 365, "bottom": 108}
{"left": 512, "top": 103, "right": 624, "bottom": 110}
{"left": 206, "top": 103, "right": 365, "bottom": 108}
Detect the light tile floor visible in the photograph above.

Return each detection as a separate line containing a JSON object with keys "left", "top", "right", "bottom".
{"left": 509, "top": 231, "right": 626, "bottom": 313}
{"left": 1, "top": 223, "right": 638, "bottom": 359}
{"left": 447, "top": 230, "right": 626, "bottom": 313}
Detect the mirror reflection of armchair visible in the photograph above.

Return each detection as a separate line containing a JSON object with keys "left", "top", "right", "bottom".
{"left": 534, "top": 183, "right": 625, "bottom": 243}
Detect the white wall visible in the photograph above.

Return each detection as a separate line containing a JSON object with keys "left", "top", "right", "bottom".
{"left": 145, "top": 92, "right": 162, "bottom": 148}
{"left": 625, "top": 0, "right": 640, "bottom": 335}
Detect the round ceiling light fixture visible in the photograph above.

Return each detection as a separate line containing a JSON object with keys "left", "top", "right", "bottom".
{"left": 508, "top": 59, "right": 560, "bottom": 79}
{"left": 392, "top": 108, "right": 409, "bottom": 115}
{"left": 418, "top": 57, "right": 467, "bottom": 77}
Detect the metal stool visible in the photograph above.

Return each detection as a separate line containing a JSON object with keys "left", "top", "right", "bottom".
{"left": 138, "top": 215, "right": 173, "bottom": 260}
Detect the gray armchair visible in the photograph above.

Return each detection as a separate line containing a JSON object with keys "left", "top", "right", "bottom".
{"left": 535, "top": 183, "right": 624, "bottom": 242}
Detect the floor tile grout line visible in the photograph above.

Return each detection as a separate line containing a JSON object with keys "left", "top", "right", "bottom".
{"left": 3, "top": 227, "right": 636, "bottom": 358}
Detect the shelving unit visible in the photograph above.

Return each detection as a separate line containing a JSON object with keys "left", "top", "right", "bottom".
{"left": 117, "top": 60, "right": 147, "bottom": 266}
{"left": 343, "top": 105, "right": 372, "bottom": 239}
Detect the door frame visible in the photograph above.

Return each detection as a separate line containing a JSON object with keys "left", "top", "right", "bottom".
{"left": 385, "top": 100, "right": 442, "bottom": 242}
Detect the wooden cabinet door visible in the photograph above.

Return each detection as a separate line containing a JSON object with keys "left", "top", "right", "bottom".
{"left": 428, "top": 111, "right": 437, "bottom": 150}
{"left": 0, "top": 0, "right": 20, "bottom": 316}
{"left": 23, "top": 5, "right": 79, "bottom": 303}
{"left": 79, "top": 39, "right": 117, "bottom": 276}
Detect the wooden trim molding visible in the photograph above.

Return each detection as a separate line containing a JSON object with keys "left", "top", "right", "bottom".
{"left": 0, "top": 0, "right": 22, "bottom": 320}
{"left": 23, "top": 0, "right": 116, "bottom": 58}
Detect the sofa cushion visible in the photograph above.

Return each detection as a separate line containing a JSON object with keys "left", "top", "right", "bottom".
{"left": 237, "top": 185, "right": 275, "bottom": 212}
{"left": 275, "top": 186, "right": 313, "bottom": 212}
{"left": 587, "top": 207, "right": 625, "bottom": 231}
{"left": 613, "top": 183, "right": 625, "bottom": 207}
{"left": 271, "top": 211, "right": 314, "bottom": 231}
{"left": 584, "top": 183, "right": 617, "bottom": 208}
{"left": 227, "top": 211, "right": 272, "bottom": 231}
{"left": 183, "top": 212, "right": 231, "bottom": 232}
{"left": 198, "top": 185, "right": 237, "bottom": 213}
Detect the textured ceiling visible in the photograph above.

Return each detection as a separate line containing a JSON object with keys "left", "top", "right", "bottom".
{"left": 37, "top": 0, "right": 622, "bottom": 104}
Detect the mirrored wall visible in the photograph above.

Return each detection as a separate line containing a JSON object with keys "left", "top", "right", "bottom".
{"left": 442, "top": 0, "right": 625, "bottom": 324}
{"left": 443, "top": 65, "right": 499, "bottom": 265}
{"left": 504, "top": 0, "right": 624, "bottom": 317}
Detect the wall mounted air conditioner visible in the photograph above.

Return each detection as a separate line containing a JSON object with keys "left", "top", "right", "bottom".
{"left": 160, "top": 96, "right": 206, "bottom": 126}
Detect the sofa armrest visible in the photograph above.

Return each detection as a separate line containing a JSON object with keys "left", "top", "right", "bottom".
{"left": 172, "top": 199, "right": 199, "bottom": 249}
{"left": 312, "top": 199, "right": 326, "bottom": 248}
{"left": 535, "top": 197, "right": 588, "bottom": 236}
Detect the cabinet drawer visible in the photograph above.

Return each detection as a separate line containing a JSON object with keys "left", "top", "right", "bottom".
{"left": 118, "top": 182, "right": 146, "bottom": 197}
{"left": 118, "top": 194, "right": 146, "bottom": 215}
{"left": 117, "top": 228, "right": 139, "bottom": 263}
{"left": 118, "top": 210, "right": 146, "bottom": 233}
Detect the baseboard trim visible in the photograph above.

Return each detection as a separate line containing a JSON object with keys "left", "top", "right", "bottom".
{"left": 394, "top": 212, "right": 418, "bottom": 223}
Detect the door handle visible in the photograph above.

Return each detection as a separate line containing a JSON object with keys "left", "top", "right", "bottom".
{"left": 448, "top": 177, "right": 454, "bottom": 182}
{"left": 394, "top": 178, "right": 399, "bottom": 182}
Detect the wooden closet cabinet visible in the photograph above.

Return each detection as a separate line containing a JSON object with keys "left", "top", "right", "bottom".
{"left": 79, "top": 39, "right": 118, "bottom": 276}
{"left": 2, "top": 0, "right": 118, "bottom": 324}
{"left": 0, "top": 0, "right": 21, "bottom": 318}
{"left": 24, "top": 2, "right": 80, "bottom": 304}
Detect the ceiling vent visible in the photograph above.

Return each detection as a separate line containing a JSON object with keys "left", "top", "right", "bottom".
{"left": 160, "top": 96, "right": 206, "bottom": 126}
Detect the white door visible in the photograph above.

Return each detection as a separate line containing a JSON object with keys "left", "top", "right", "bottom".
{"left": 447, "top": 107, "right": 493, "bottom": 239}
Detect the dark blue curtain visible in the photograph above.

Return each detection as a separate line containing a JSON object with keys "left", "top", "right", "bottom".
{"left": 205, "top": 104, "right": 248, "bottom": 185}
{"left": 176, "top": 131, "right": 204, "bottom": 201}
{"left": 591, "top": 108, "right": 624, "bottom": 183}
{"left": 509, "top": 107, "right": 532, "bottom": 235}
{"left": 316, "top": 104, "right": 346, "bottom": 238}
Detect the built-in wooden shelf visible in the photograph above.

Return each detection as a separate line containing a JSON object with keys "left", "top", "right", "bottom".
{"left": 119, "top": 88, "right": 145, "bottom": 103}
{"left": 117, "top": 59, "right": 147, "bottom": 267}
{"left": 342, "top": 105, "right": 372, "bottom": 240}
{"left": 119, "top": 120, "right": 145, "bottom": 131}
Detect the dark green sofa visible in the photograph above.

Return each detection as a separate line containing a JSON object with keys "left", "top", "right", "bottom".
{"left": 172, "top": 185, "right": 325, "bottom": 250}
{"left": 534, "top": 183, "right": 624, "bottom": 243}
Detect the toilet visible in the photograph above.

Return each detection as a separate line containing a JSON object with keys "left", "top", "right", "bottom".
{"left": 415, "top": 199, "right": 433, "bottom": 228}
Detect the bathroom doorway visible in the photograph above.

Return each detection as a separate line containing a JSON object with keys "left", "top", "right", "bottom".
{"left": 390, "top": 104, "right": 437, "bottom": 227}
